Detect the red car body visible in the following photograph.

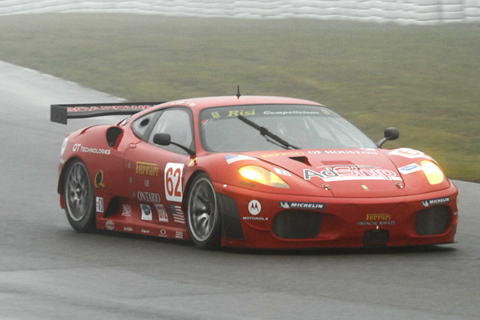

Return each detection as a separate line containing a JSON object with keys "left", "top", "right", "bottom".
{"left": 52, "top": 95, "right": 458, "bottom": 249}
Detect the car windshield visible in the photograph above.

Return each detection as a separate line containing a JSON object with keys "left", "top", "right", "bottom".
{"left": 199, "top": 104, "right": 377, "bottom": 152}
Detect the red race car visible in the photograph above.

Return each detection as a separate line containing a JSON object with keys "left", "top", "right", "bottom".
{"left": 51, "top": 95, "right": 458, "bottom": 249}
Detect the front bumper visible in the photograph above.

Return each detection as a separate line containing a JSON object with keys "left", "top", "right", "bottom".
{"left": 215, "top": 182, "right": 458, "bottom": 249}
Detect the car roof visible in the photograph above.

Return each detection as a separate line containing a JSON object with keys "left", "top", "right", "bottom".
{"left": 156, "top": 95, "right": 324, "bottom": 112}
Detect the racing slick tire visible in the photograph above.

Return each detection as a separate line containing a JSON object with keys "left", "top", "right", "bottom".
{"left": 187, "top": 173, "right": 221, "bottom": 250}
{"left": 63, "top": 159, "right": 96, "bottom": 233}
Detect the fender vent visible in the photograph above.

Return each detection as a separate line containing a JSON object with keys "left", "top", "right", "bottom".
{"left": 106, "top": 127, "right": 123, "bottom": 147}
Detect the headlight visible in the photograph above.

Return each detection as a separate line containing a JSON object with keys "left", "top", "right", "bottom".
{"left": 239, "top": 165, "right": 290, "bottom": 188}
{"left": 421, "top": 161, "right": 444, "bottom": 185}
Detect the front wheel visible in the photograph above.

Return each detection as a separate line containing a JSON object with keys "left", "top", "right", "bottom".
{"left": 63, "top": 159, "right": 96, "bottom": 232}
{"left": 187, "top": 173, "right": 221, "bottom": 249}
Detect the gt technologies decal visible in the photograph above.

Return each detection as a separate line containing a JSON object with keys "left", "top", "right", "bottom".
{"left": 304, "top": 166, "right": 402, "bottom": 182}
{"left": 73, "top": 143, "right": 110, "bottom": 155}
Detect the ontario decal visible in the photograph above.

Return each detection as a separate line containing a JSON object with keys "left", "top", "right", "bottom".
{"left": 303, "top": 166, "right": 402, "bottom": 182}
{"left": 422, "top": 197, "right": 450, "bottom": 207}
{"left": 136, "top": 162, "right": 159, "bottom": 176}
{"left": 165, "top": 163, "right": 184, "bottom": 202}
{"left": 137, "top": 191, "right": 161, "bottom": 203}
{"left": 280, "top": 202, "right": 325, "bottom": 210}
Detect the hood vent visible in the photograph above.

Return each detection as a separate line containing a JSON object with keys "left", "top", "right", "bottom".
{"left": 289, "top": 156, "right": 311, "bottom": 166}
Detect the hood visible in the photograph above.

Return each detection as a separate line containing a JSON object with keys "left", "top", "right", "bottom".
{"left": 249, "top": 148, "right": 407, "bottom": 198}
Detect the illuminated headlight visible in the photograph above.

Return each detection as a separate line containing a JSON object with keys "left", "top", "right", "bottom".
{"left": 239, "top": 165, "right": 290, "bottom": 188}
{"left": 421, "top": 160, "right": 444, "bottom": 185}
{"left": 60, "top": 137, "right": 68, "bottom": 156}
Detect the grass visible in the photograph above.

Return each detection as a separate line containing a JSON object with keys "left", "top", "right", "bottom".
{"left": 0, "top": 14, "right": 478, "bottom": 182}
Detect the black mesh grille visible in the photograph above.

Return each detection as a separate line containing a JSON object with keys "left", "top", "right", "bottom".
{"left": 416, "top": 205, "right": 451, "bottom": 235}
{"left": 272, "top": 210, "right": 321, "bottom": 239}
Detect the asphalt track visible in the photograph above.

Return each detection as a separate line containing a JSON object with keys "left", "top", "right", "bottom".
{"left": 0, "top": 60, "right": 479, "bottom": 319}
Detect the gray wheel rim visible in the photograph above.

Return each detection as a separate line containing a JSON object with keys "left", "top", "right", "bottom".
{"left": 188, "top": 177, "right": 217, "bottom": 242}
{"left": 65, "top": 162, "right": 92, "bottom": 222}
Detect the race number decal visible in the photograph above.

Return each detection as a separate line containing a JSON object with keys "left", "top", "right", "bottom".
{"left": 165, "top": 163, "right": 184, "bottom": 202}
{"left": 389, "top": 148, "right": 430, "bottom": 159}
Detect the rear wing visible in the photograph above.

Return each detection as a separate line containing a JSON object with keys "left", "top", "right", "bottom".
{"left": 50, "top": 102, "right": 165, "bottom": 125}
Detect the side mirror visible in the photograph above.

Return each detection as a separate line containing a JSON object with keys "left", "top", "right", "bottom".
{"left": 153, "top": 133, "right": 171, "bottom": 146}
{"left": 152, "top": 133, "right": 195, "bottom": 156}
{"left": 377, "top": 127, "right": 399, "bottom": 147}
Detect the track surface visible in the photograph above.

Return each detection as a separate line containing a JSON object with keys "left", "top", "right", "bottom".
{"left": 1, "top": 60, "right": 479, "bottom": 320}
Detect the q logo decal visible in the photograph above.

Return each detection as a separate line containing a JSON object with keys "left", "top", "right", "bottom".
{"left": 94, "top": 170, "right": 105, "bottom": 188}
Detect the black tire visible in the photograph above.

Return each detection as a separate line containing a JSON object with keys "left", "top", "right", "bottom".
{"left": 63, "top": 159, "right": 96, "bottom": 232}
{"left": 187, "top": 173, "right": 221, "bottom": 249}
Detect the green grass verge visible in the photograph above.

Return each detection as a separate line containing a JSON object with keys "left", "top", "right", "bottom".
{"left": 0, "top": 14, "right": 478, "bottom": 182}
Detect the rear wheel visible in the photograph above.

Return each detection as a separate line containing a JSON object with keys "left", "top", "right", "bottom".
{"left": 187, "top": 173, "right": 221, "bottom": 249}
{"left": 63, "top": 159, "right": 96, "bottom": 232}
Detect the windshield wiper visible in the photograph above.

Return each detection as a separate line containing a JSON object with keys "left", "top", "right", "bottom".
{"left": 238, "top": 115, "right": 299, "bottom": 150}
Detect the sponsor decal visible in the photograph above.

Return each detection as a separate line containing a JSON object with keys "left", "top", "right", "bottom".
{"left": 122, "top": 204, "right": 132, "bottom": 216}
{"left": 141, "top": 229, "right": 150, "bottom": 234}
{"left": 324, "top": 150, "right": 377, "bottom": 155}
{"left": 124, "top": 226, "right": 133, "bottom": 232}
{"left": 389, "top": 148, "right": 430, "bottom": 159}
{"left": 72, "top": 143, "right": 111, "bottom": 155}
{"left": 96, "top": 197, "right": 104, "bottom": 213}
{"left": 188, "top": 158, "right": 197, "bottom": 167}
{"left": 140, "top": 204, "right": 152, "bottom": 221}
{"left": 280, "top": 202, "right": 325, "bottom": 210}
{"left": 155, "top": 204, "right": 169, "bottom": 223}
{"left": 137, "top": 191, "right": 161, "bottom": 203}
{"left": 261, "top": 151, "right": 305, "bottom": 158}
{"left": 357, "top": 221, "right": 395, "bottom": 226}
{"left": 248, "top": 200, "right": 262, "bottom": 215}
{"left": 159, "top": 229, "right": 167, "bottom": 237}
{"left": 303, "top": 166, "right": 402, "bottom": 182}
{"left": 228, "top": 109, "right": 255, "bottom": 117}
{"left": 225, "top": 154, "right": 258, "bottom": 164}
{"left": 94, "top": 170, "right": 105, "bottom": 188}
{"left": 106, "top": 220, "right": 115, "bottom": 230}
{"left": 422, "top": 197, "right": 450, "bottom": 207}
{"left": 366, "top": 213, "right": 391, "bottom": 221}
{"left": 274, "top": 168, "right": 291, "bottom": 176}
{"left": 240, "top": 181, "right": 256, "bottom": 188}
{"left": 175, "top": 231, "right": 184, "bottom": 239}
{"left": 170, "top": 204, "right": 185, "bottom": 224}
{"left": 136, "top": 162, "right": 159, "bottom": 176}
{"left": 308, "top": 150, "right": 322, "bottom": 155}
{"left": 165, "top": 163, "right": 184, "bottom": 202}
{"left": 67, "top": 105, "right": 151, "bottom": 112}
{"left": 263, "top": 110, "right": 319, "bottom": 115}
{"left": 398, "top": 163, "right": 423, "bottom": 175}
{"left": 144, "top": 180, "right": 150, "bottom": 187}
{"left": 243, "top": 216, "right": 268, "bottom": 221}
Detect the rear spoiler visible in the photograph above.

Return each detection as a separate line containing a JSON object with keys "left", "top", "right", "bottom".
{"left": 50, "top": 102, "right": 165, "bottom": 125}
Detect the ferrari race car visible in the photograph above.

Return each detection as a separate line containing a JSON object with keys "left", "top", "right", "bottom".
{"left": 51, "top": 95, "right": 458, "bottom": 249}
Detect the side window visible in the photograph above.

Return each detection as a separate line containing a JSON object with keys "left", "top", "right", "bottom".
{"left": 148, "top": 109, "right": 194, "bottom": 154}
{"left": 132, "top": 111, "right": 160, "bottom": 140}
